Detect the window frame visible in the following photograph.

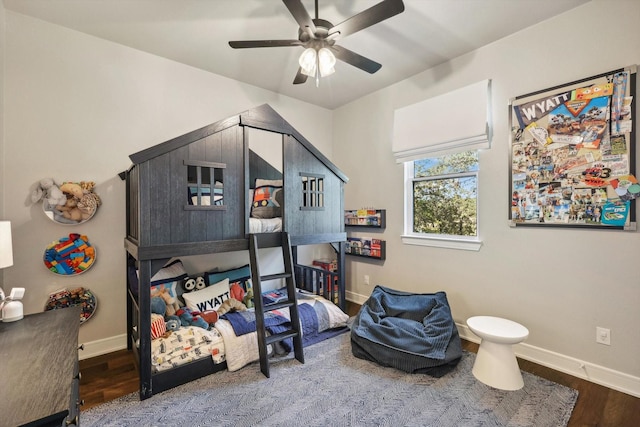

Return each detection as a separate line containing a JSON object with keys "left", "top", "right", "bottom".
{"left": 184, "top": 160, "right": 227, "bottom": 211}
{"left": 402, "top": 153, "right": 482, "bottom": 251}
{"left": 300, "top": 173, "right": 325, "bottom": 211}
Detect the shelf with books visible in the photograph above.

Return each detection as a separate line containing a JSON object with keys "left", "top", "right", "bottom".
{"left": 344, "top": 209, "right": 386, "bottom": 228}
{"left": 345, "top": 237, "right": 385, "bottom": 260}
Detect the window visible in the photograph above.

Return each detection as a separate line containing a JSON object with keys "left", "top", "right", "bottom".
{"left": 185, "top": 160, "right": 225, "bottom": 210}
{"left": 301, "top": 173, "right": 324, "bottom": 210}
{"left": 403, "top": 150, "right": 482, "bottom": 251}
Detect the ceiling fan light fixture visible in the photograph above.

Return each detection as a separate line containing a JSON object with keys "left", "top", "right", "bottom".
{"left": 299, "top": 47, "right": 317, "bottom": 76}
{"left": 318, "top": 47, "right": 336, "bottom": 77}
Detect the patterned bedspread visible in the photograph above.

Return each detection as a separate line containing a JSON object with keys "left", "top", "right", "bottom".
{"left": 150, "top": 289, "right": 348, "bottom": 373}
{"left": 151, "top": 326, "right": 225, "bottom": 372}
{"left": 217, "top": 289, "right": 349, "bottom": 371}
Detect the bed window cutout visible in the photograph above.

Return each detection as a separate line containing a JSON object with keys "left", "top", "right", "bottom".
{"left": 301, "top": 173, "right": 325, "bottom": 210}
{"left": 185, "top": 160, "right": 226, "bottom": 210}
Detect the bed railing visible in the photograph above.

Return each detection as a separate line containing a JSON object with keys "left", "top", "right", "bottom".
{"left": 294, "top": 263, "right": 340, "bottom": 306}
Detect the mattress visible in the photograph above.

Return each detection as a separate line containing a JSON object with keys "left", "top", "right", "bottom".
{"left": 249, "top": 217, "right": 282, "bottom": 233}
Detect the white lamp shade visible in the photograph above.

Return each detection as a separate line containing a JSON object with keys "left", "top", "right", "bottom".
{"left": 299, "top": 48, "right": 317, "bottom": 76}
{"left": 318, "top": 48, "right": 336, "bottom": 77}
{"left": 0, "top": 221, "right": 13, "bottom": 269}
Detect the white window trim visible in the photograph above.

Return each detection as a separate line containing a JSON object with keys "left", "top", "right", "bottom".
{"left": 403, "top": 159, "right": 483, "bottom": 252}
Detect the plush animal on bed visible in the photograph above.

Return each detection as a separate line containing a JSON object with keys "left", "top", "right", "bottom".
{"left": 176, "top": 307, "right": 209, "bottom": 329}
{"left": 151, "top": 296, "right": 166, "bottom": 316}
{"left": 243, "top": 288, "right": 254, "bottom": 309}
{"left": 217, "top": 297, "right": 247, "bottom": 315}
{"left": 165, "top": 316, "right": 181, "bottom": 331}
{"left": 160, "top": 289, "right": 181, "bottom": 316}
{"left": 151, "top": 293, "right": 183, "bottom": 333}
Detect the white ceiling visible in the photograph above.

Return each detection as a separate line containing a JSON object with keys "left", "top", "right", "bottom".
{"left": 4, "top": 0, "right": 590, "bottom": 110}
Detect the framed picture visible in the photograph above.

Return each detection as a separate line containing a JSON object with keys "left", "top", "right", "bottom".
{"left": 509, "top": 65, "right": 637, "bottom": 230}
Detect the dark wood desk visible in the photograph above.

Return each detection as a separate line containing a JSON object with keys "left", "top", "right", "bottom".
{"left": 0, "top": 306, "right": 81, "bottom": 426}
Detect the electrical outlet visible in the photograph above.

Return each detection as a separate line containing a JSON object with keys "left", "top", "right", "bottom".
{"left": 364, "top": 275, "right": 370, "bottom": 285}
{"left": 596, "top": 327, "right": 611, "bottom": 345}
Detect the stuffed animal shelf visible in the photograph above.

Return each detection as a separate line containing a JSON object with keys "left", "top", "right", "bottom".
{"left": 31, "top": 178, "right": 101, "bottom": 225}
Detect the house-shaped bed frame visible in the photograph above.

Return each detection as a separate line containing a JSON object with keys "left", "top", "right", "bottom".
{"left": 123, "top": 104, "right": 348, "bottom": 399}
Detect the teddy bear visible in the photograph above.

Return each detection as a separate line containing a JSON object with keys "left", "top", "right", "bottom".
{"left": 56, "top": 197, "right": 83, "bottom": 222}
{"left": 55, "top": 182, "right": 101, "bottom": 222}
{"left": 153, "top": 288, "right": 181, "bottom": 317}
{"left": 31, "top": 178, "right": 67, "bottom": 207}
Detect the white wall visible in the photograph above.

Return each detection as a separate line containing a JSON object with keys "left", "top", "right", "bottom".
{"left": 0, "top": 4, "right": 5, "bottom": 222}
{"left": 334, "top": 0, "right": 640, "bottom": 395}
{"left": 2, "top": 11, "right": 333, "bottom": 350}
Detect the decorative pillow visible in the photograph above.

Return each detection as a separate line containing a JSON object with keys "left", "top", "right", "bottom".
{"left": 150, "top": 259, "right": 188, "bottom": 287}
{"left": 251, "top": 179, "right": 283, "bottom": 219}
{"left": 183, "top": 278, "right": 230, "bottom": 312}
{"left": 150, "top": 281, "right": 179, "bottom": 300}
{"left": 150, "top": 314, "right": 166, "bottom": 340}
{"left": 129, "top": 259, "right": 187, "bottom": 297}
{"left": 188, "top": 185, "right": 223, "bottom": 206}
{"left": 207, "top": 264, "right": 252, "bottom": 292}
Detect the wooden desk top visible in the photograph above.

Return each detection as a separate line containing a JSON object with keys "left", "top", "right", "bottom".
{"left": 0, "top": 307, "right": 80, "bottom": 427}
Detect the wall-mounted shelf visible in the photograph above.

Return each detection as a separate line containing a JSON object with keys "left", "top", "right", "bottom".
{"left": 345, "top": 237, "right": 385, "bottom": 260}
{"left": 345, "top": 209, "right": 386, "bottom": 228}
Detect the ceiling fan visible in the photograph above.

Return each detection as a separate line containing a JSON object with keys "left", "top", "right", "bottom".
{"left": 229, "top": 0, "right": 405, "bottom": 85}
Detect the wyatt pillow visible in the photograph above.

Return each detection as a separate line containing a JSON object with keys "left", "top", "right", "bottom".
{"left": 182, "top": 278, "right": 230, "bottom": 312}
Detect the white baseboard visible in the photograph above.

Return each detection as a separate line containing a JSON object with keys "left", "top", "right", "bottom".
{"left": 346, "top": 290, "right": 369, "bottom": 305}
{"left": 78, "top": 333, "right": 127, "bottom": 361}
{"left": 346, "top": 291, "right": 640, "bottom": 398}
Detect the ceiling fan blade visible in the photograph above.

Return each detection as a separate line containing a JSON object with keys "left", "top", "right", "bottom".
{"left": 293, "top": 67, "right": 308, "bottom": 85}
{"left": 329, "top": 0, "right": 405, "bottom": 41}
{"left": 283, "top": 0, "right": 317, "bottom": 36}
{"left": 332, "top": 45, "right": 382, "bottom": 74}
{"left": 229, "top": 40, "right": 302, "bottom": 49}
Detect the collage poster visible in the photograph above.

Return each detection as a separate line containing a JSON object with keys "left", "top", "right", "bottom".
{"left": 509, "top": 66, "right": 637, "bottom": 228}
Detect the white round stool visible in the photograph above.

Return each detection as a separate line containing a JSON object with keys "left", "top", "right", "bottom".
{"left": 466, "top": 316, "right": 529, "bottom": 390}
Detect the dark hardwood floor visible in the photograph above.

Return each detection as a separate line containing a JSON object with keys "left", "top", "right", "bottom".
{"left": 79, "top": 302, "right": 640, "bottom": 426}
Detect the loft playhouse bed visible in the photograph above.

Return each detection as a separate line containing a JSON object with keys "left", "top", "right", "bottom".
{"left": 124, "top": 104, "right": 349, "bottom": 399}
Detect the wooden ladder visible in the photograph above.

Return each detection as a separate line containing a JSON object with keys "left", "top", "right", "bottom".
{"left": 249, "top": 232, "right": 304, "bottom": 377}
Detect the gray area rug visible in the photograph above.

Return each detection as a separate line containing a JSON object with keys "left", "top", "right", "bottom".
{"left": 82, "top": 332, "right": 578, "bottom": 426}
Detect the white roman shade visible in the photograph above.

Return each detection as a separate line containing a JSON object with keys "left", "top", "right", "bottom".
{"left": 392, "top": 79, "right": 492, "bottom": 163}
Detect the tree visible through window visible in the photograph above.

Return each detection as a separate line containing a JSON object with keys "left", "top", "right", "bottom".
{"left": 408, "top": 151, "right": 478, "bottom": 237}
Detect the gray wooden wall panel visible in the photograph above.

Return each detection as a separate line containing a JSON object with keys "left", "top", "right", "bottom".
{"left": 220, "top": 126, "right": 243, "bottom": 241}
{"left": 148, "top": 153, "right": 172, "bottom": 245}
{"left": 284, "top": 135, "right": 343, "bottom": 237}
{"left": 138, "top": 163, "right": 152, "bottom": 246}
{"left": 171, "top": 145, "right": 191, "bottom": 243}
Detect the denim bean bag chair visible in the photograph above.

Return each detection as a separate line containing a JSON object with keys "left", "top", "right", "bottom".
{"left": 351, "top": 285, "right": 462, "bottom": 376}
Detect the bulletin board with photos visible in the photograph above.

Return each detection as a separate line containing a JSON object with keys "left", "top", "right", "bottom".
{"left": 509, "top": 65, "right": 637, "bottom": 229}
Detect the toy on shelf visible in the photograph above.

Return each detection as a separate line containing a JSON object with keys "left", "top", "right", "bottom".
{"left": 44, "top": 287, "right": 97, "bottom": 324}
{"left": 43, "top": 233, "right": 96, "bottom": 275}
{"left": 31, "top": 178, "right": 101, "bottom": 225}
